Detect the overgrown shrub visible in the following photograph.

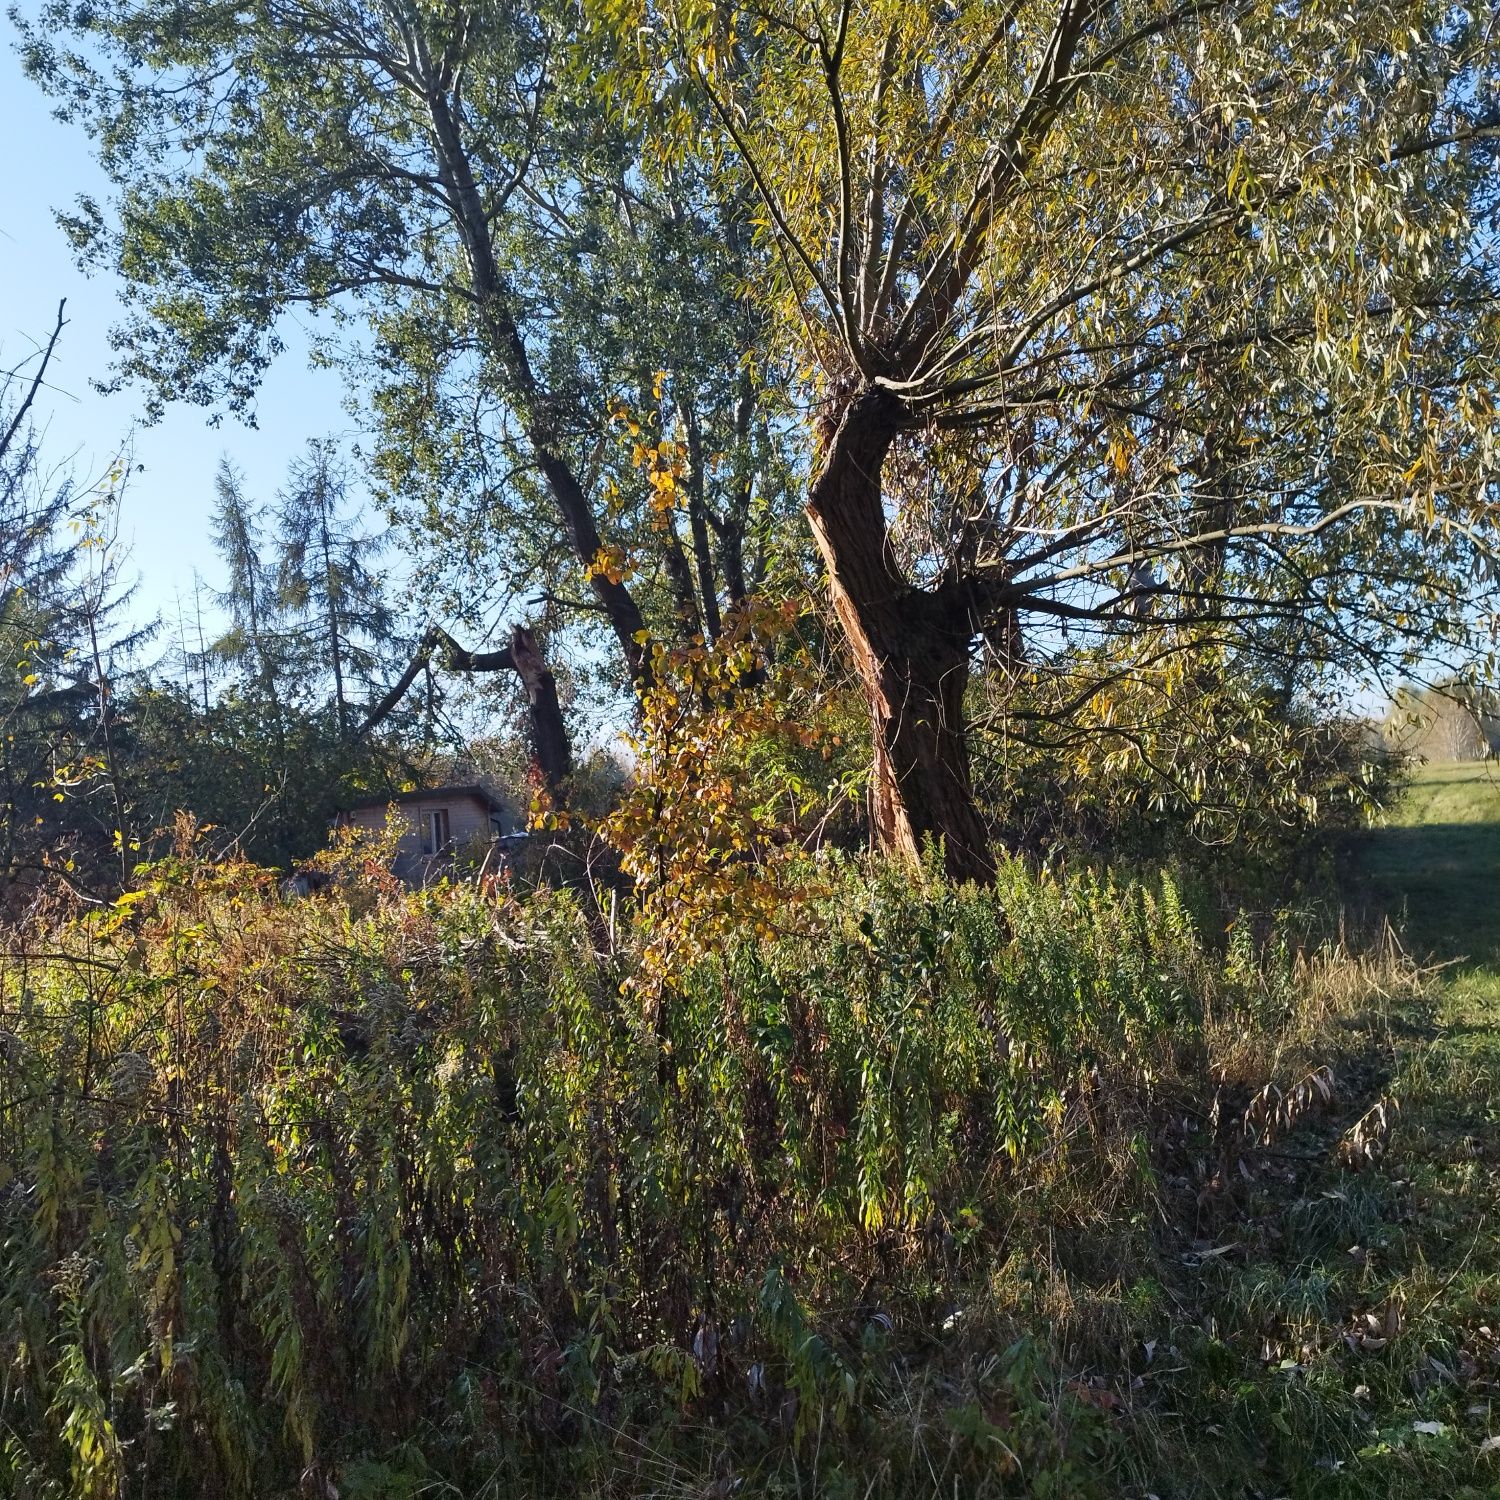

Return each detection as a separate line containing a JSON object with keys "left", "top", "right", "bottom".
{"left": 0, "top": 845, "right": 1384, "bottom": 1497}
{"left": 971, "top": 646, "right": 1402, "bottom": 908}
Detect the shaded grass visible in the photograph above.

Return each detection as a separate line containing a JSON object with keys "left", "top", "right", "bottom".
{"left": 1358, "top": 761, "right": 1500, "bottom": 966}
{"left": 1161, "top": 762, "right": 1500, "bottom": 1497}
{"left": 885, "top": 761, "right": 1500, "bottom": 1498}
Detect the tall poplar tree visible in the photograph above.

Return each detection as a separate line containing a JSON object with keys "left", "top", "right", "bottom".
{"left": 15, "top": 0, "right": 799, "bottom": 705}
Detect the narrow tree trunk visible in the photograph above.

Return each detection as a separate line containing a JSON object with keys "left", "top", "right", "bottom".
{"left": 713, "top": 371, "right": 757, "bottom": 609}
{"left": 83, "top": 612, "right": 131, "bottom": 885}
{"left": 507, "top": 625, "right": 571, "bottom": 806}
{"left": 806, "top": 390, "right": 995, "bottom": 883}
{"left": 193, "top": 573, "right": 211, "bottom": 714}
{"left": 682, "top": 408, "right": 724, "bottom": 641}
{"left": 425, "top": 93, "right": 651, "bottom": 688}
{"left": 317, "top": 512, "right": 348, "bottom": 738}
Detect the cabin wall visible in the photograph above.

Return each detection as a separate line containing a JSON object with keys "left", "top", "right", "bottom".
{"left": 341, "top": 795, "right": 500, "bottom": 857}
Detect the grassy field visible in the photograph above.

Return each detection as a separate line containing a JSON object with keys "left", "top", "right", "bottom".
{"left": 1302, "top": 760, "right": 1500, "bottom": 1496}
{"left": 1358, "top": 760, "right": 1500, "bottom": 965}
{"left": 1080, "top": 761, "right": 1500, "bottom": 1495}
{"left": 1072, "top": 759, "right": 1500, "bottom": 1496}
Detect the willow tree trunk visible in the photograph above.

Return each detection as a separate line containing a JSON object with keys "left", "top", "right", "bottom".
{"left": 806, "top": 390, "right": 995, "bottom": 883}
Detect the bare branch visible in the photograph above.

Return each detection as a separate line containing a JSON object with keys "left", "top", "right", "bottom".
{"left": 354, "top": 623, "right": 516, "bottom": 740}
{"left": 1, "top": 301, "right": 67, "bottom": 468}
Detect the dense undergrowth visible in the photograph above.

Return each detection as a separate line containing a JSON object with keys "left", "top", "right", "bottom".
{"left": 0, "top": 834, "right": 1483, "bottom": 1498}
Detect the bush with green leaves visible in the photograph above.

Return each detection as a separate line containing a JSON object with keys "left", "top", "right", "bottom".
{"left": 971, "top": 646, "right": 1402, "bottom": 906}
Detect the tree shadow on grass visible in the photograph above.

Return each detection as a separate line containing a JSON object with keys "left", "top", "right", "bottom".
{"left": 1355, "top": 820, "right": 1500, "bottom": 970}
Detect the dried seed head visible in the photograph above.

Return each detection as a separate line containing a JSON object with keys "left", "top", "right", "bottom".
{"left": 108, "top": 1050, "right": 154, "bottom": 1102}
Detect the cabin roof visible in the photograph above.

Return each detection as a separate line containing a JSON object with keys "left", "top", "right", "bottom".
{"left": 344, "top": 783, "right": 508, "bottom": 816}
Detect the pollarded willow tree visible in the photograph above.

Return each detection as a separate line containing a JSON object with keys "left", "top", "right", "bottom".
{"left": 616, "top": 0, "right": 1500, "bottom": 879}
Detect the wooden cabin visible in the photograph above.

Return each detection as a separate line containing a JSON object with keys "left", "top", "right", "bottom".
{"left": 337, "top": 783, "right": 517, "bottom": 884}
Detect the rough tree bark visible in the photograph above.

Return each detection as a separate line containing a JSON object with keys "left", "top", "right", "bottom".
{"left": 505, "top": 626, "right": 572, "bottom": 801}
{"left": 807, "top": 390, "right": 995, "bottom": 882}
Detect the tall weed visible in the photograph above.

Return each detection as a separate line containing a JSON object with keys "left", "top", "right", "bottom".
{"left": 0, "top": 847, "right": 1389, "bottom": 1496}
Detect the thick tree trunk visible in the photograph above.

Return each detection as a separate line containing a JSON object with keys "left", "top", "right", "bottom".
{"left": 806, "top": 390, "right": 995, "bottom": 883}
{"left": 661, "top": 519, "right": 704, "bottom": 637}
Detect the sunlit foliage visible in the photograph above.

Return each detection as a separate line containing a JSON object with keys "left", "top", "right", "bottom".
{"left": 596, "top": 0, "right": 1500, "bottom": 872}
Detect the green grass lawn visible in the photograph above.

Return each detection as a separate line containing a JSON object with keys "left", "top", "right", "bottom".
{"left": 1304, "top": 761, "right": 1500, "bottom": 1497}
{"left": 1359, "top": 760, "right": 1500, "bottom": 966}
{"left": 1100, "top": 763, "right": 1500, "bottom": 1496}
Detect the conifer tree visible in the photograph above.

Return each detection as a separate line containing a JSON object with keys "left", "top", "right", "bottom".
{"left": 275, "top": 440, "right": 393, "bottom": 737}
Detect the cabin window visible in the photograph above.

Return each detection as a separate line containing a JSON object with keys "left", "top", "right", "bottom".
{"left": 423, "top": 808, "right": 450, "bottom": 854}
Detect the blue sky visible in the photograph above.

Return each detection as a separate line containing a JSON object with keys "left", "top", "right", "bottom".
{"left": 1, "top": 34, "right": 354, "bottom": 640}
